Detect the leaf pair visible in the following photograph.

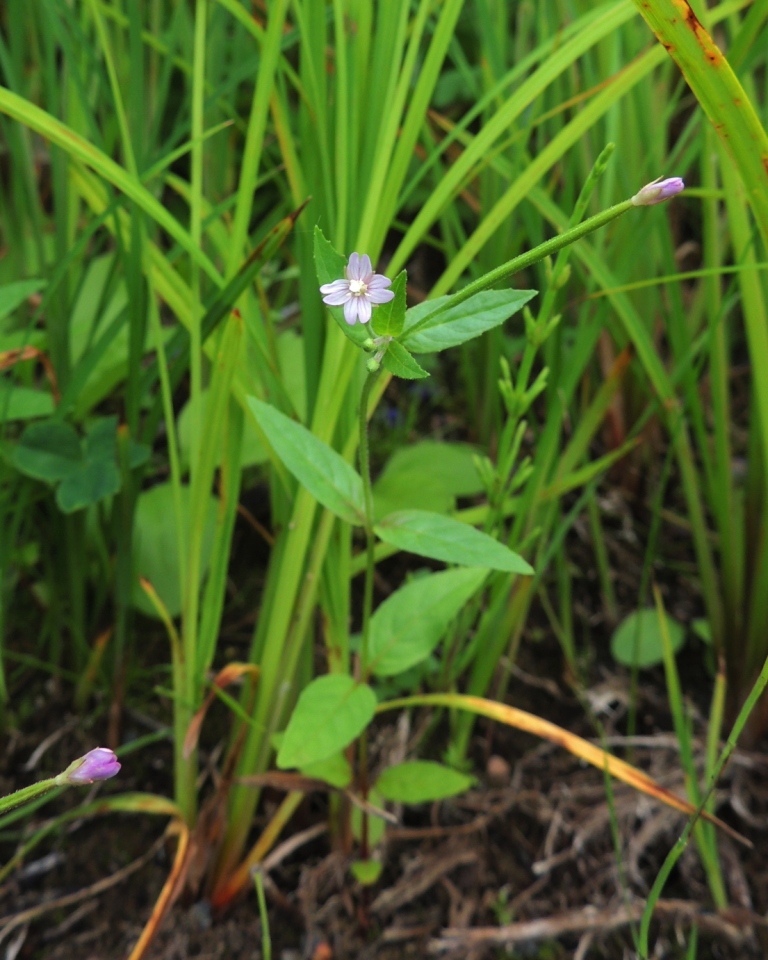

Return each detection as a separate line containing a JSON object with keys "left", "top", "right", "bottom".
{"left": 248, "top": 396, "right": 532, "bottom": 575}
{"left": 276, "top": 674, "right": 472, "bottom": 807}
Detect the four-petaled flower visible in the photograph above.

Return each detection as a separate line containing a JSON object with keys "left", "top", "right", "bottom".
{"left": 632, "top": 177, "right": 684, "bottom": 206}
{"left": 320, "top": 253, "right": 394, "bottom": 325}
{"left": 60, "top": 747, "right": 121, "bottom": 785}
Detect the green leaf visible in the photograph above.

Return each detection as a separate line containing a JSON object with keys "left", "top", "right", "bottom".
{"left": 692, "top": 618, "right": 712, "bottom": 645}
{"left": 369, "top": 568, "right": 487, "bottom": 676}
{"left": 382, "top": 340, "right": 428, "bottom": 380}
{"left": 248, "top": 397, "right": 364, "bottom": 525}
{"left": 400, "top": 289, "right": 537, "bottom": 353}
{"left": 373, "top": 441, "right": 483, "bottom": 519}
{"left": 351, "top": 860, "right": 383, "bottom": 886}
{"left": 375, "top": 510, "right": 534, "bottom": 574}
{"left": 277, "top": 675, "right": 376, "bottom": 769}
{"left": 313, "top": 226, "right": 369, "bottom": 348}
{"left": 376, "top": 761, "right": 473, "bottom": 804}
{"left": 0, "top": 279, "right": 45, "bottom": 324}
{"left": 179, "top": 390, "right": 267, "bottom": 472}
{"left": 132, "top": 483, "right": 219, "bottom": 619}
{"left": 0, "top": 384, "right": 54, "bottom": 422}
{"left": 55, "top": 417, "right": 121, "bottom": 513}
{"left": 128, "top": 440, "right": 151, "bottom": 469}
{"left": 611, "top": 609, "right": 685, "bottom": 669}
{"left": 12, "top": 420, "right": 83, "bottom": 482}
{"left": 371, "top": 270, "right": 407, "bottom": 338}
{"left": 56, "top": 458, "right": 120, "bottom": 513}
{"left": 84, "top": 416, "right": 118, "bottom": 461}
{"left": 301, "top": 752, "right": 353, "bottom": 789}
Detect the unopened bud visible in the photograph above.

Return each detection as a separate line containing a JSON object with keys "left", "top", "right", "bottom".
{"left": 632, "top": 177, "right": 684, "bottom": 206}
{"left": 59, "top": 748, "right": 121, "bottom": 785}
{"left": 366, "top": 357, "right": 380, "bottom": 373}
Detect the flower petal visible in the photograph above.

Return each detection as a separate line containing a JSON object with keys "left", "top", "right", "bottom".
{"left": 322, "top": 287, "right": 352, "bottom": 306}
{"left": 344, "top": 298, "right": 359, "bottom": 325}
{"left": 320, "top": 278, "right": 350, "bottom": 295}
{"left": 359, "top": 254, "right": 373, "bottom": 281}
{"left": 357, "top": 297, "right": 372, "bottom": 323}
{"left": 346, "top": 252, "right": 362, "bottom": 281}
{"left": 367, "top": 274, "right": 392, "bottom": 289}
{"left": 366, "top": 287, "right": 395, "bottom": 305}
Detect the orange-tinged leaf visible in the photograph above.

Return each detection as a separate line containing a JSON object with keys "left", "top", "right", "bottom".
{"left": 183, "top": 663, "right": 259, "bottom": 759}
{"left": 126, "top": 818, "right": 190, "bottom": 960}
{"left": 377, "top": 694, "right": 750, "bottom": 847}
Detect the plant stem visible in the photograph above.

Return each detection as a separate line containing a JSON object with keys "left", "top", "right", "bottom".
{"left": 358, "top": 370, "right": 378, "bottom": 678}
{"left": 357, "top": 369, "right": 379, "bottom": 861}
{"left": 405, "top": 197, "right": 636, "bottom": 339}
{"left": 0, "top": 777, "right": 59, "bottom": 816}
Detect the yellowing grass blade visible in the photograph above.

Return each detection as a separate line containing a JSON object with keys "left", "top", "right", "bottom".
{"left": 126, "top": 818, "right": 191, "bottom": 960}
{"left": 183, "top": 663, "right": 260, "bottom": 759}
{"left": 630, "top": 0, "right": 768, "bottom": 246}
{"left": 378, "top": 694, "right": 750, "bottom": 847}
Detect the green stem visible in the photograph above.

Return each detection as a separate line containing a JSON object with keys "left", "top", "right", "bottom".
{"left": 638, "top": 646, "right": 768, "bottom": 956}
{"left": 357, "top": 370, "right": 379, "bottom": 862}
{"left": 358, "top": 370, "right": 378, "bottom": 678}
{"left": 0, "top": 777, "right": 59, "bottom": 816}
{"left": 406, "top": 197, "right": 636, "bottom": 339}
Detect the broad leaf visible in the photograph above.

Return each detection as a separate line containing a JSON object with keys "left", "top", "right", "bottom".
{"left": 375, "top": 509, "right": 533, "bottom": 573}
{"left": 301, "top": 752, "right": 353, "bottom": 789}
{"left": 400, "top": 289, "right": 536, "bottom": 353}
{"left": 248, "top": 397, "right": 364, "bottom": 525}
{"left": 132, "top": 483, "right": 218, "bottom": 618}
{"left": 13, "top": 420, "right": 83, "bottom": 482}
{"left": 55, "top": 417, "right": 121, "bottom": 512}
{"left": 611, "top": 608, "right": 685, "bottom": 669}
{"left": 179, "top": 390, "right": 267, "bottom": 471}
{"left": 374, "top": 441, "right": 483, "bottom": 519}
{"left": 371, "top": 270, "right": 407, "bottom": 338}
{"left": 314, "top": 226, "right": 369, "bottom": 348}
{"left": 0, "top": 279, "right": 45, "bottom": 324}
{"left": 57, "top": 457, "right": 120, "bottom": 512}
{"left": 382, "top": 340, "right": 428, "bottom": 379}
{"left": 0, "top": 384, "right": 54, "bottom": 422}
{"left": 369, "top": 567, "right": 487, "bottom": 676}
{"left": 351, "top": 860, "right": 383, "bottom": 886}
{"left": 277, "top": 675, "right": 376, "bottom": 769}
{"left": 376, "top": 761, "right": 473, "bottom": 803}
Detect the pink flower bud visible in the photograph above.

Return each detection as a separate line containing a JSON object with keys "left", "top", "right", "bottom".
{"left": 631, "top": 177, "right": 684, "bottom": 206}
{"left": 63, "top": 748, "right": 121, "bottom": 785}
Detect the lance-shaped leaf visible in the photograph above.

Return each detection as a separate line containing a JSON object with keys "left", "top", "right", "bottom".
{"left": 400, "top": 289, "right": 536, "bottom": 353}
{"left": 375, "top": 509, "right": 533, "bottom": 573}
{"left": 277, "top": 675, "right": 377, "bottom": 769}
{"left": 248, "top": 397, "right": 365, "bottom": 525}
{"left": 369, "top": 567, "right": 487, "bottom": 676}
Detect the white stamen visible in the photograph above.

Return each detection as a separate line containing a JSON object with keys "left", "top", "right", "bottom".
{"left": 349, "top": 279, "right": 367, "bottom": 296}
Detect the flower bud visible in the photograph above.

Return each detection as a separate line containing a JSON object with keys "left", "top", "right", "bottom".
{"left": 632, "top": 177, "right": 684, "bottom": 206}
{"left": 366, "top": 357, "right": 381, "bottom": 373}
{"left": 61, "top": 748, "right": 121, "bottom": 785}
{"left": 362, "top": 338, "right": 376, "bottom": 351}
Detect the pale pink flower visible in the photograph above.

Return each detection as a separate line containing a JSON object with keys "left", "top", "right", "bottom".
{"left": 320, "top": 252, "right": 394, "bottom": 325}
{"left": 60, "top": 747, "right": 121, "bottom": 785}
{"left": 632, "top": 177, "right": 684, "bottom": 206}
